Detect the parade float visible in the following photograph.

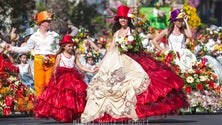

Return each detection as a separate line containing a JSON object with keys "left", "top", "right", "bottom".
{"left": 0, "top": 50, "right": 35, "bottom": 116}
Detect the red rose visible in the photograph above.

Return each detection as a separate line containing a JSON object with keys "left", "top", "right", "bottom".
{"left": 196, "top": 83, "right": 203, "bottom": 90}
{"left": 209, "top": 81, "right": 215, "bottom": 89}
{"left": 185, "top": 86, "right": 192, "bottom": 93}
{"left": 195, "top": 70, "right": 201, "bottom": 75}
{"left": 156, "top": 51, "right": 162, "bottom": 57}
{"left": 4, "top": 96, "right": 14, "bottom": 107}
{"left": 165, "top": 53, "right": 173, "bottom": 62}
{"left": 3, "top": 107, "right": 11, "bottom": 116}
{"left": 160, "top": 38, "right": 167, "bottom": 43}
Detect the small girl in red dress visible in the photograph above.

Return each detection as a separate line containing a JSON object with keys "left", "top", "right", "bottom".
{"left": 34, "top": 35, "right": 97, "bottom": 122}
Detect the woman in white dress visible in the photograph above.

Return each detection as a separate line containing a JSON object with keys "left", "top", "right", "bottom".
{"left": 152, "top": 9, "right": 196, "bottom": 72}
{"left": 81, "top": 6, "right": 189, "bottom": 123}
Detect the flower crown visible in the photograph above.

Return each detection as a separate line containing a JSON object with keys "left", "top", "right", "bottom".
{"left": 176, "top": 9, "right": 186, "bottom": 19}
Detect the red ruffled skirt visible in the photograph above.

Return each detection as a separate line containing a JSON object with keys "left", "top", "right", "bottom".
{"left": 34, "top": 67, "right": 87, "bottom": 122}
{"left": 94, "top": 51, "right": 189, "bottom": 122}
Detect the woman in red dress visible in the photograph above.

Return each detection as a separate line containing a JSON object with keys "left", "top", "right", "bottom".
{"left": 81, "top": 5, "right": 189, "bottom": 123}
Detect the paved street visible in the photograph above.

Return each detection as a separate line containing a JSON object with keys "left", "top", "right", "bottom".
{"left": 0, "top": 113, "right": 222, "bottom": 125}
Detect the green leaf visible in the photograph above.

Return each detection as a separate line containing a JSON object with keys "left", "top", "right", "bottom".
{"left": 110, "top": 8, "right": 117, "bottom": 14}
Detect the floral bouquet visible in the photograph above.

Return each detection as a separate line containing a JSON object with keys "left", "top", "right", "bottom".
{"left": 41, "top": 55, "right": 54, "bottom": 67}
{"left": 116, "top": 31, "right": 143, "bottom": 53}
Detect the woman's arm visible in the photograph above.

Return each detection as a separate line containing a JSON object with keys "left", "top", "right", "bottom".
{"left": 87, "top": 38, "right": 99, "bottom": 51}
{"left": 152, "top": 29, "right": 168, "bottom": 51}
{"left": 53, "top": 54, "right": 61, "bottom": 75}
{"left": 183, "top": 15, "right": 192, "bottom": 38}
{"left": 27, "top": 64, "right": 32, "bottom": 75}
{"left": 75, "top": 55, "right": 96, "bottom": 73}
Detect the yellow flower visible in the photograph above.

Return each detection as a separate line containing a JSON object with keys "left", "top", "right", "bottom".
{"left": 79, "top": 33, "right": 84, "bottom": 38}
{"left": 75, "top": 38, "right": 79, "bottom": 43}
{"left": 78, "top": 46, "right": 85, "bottom": 53}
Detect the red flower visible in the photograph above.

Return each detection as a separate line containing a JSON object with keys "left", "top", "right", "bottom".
{"left": 195, "top": 70, "right": 201, "bottom": 75}
{"left": 160, "top": 38, "right": 167, "bottom": 44}
{"left": 215, "top": 86, "right": 221, "bottom": 93}
{"left": 4, "top": 96, "right": 14, "bottom": 107}
{"left": 165, "top": 53, "right": 173, "bottom": 62}
{"left": 3, "top": 107, "right": 11, "bottom": 116}
{"left": 156, "top": 51, "right": 162, "bottom": 57}
{"left": 196, "top": 83, "right": 203, "bottom": 90}
{"left": 173, "top": 65, "right": 180, "bottom": 73}
{"left": 209, "top": 81, "right": 216, "bottom": 89}
{"left": 29, "top": 94, "right": 35, "bottom": 102}
{"left": 185, "top": 86, "right": 192, "bottom": 93}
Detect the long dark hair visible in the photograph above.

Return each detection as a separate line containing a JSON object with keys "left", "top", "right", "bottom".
{"left": 55, "top": 43, "right": 75, "bottom": 58}
{"left": 112, "top": 17, "right": 134, "bottom": 34}
{"left": 166, "top": 21, "right": 186, "bottom": 39}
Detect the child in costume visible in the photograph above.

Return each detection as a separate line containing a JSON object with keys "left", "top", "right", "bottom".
{"left": 34, "top": 35, "right": 97, "bottom": 122}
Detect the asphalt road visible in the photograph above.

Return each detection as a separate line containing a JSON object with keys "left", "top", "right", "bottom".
{"left": 0, "top": 113, "right": 222, "bottom": 125}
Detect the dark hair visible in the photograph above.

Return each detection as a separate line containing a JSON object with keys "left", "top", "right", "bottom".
{"left": 112, "top": 17, "right": 134, "bottom": 34}
{"left": 55, "top": 43, "right": 75, "bottom": 58}
{"left": 166, "top": 21, "right": 186, "bottom": 39}
{"left": 60, "top": 26, "right": 72, "bottom": 36}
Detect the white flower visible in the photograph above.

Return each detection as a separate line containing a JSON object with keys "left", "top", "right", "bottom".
{"left": 121, "top": 44, "right": 128, "bottom": 51}
{"left": 188, "top": 68, "right": 195, "bottom": 74}
{"left": 199, "top": 75, "right": 207, "bottom": 81}
{"left": 127, "top": 13, "right": 135, "bottom": 18}
{"left": 186, "top": 76, "right": 194, "bottom": 83}
{"left": 128, "top": 35, "right": 134, "bottom": 41}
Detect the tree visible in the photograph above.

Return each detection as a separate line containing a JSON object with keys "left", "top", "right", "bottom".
{"left": 0, "top": 0, "right": 36, "bottom": 32}
{"left": 69, "top": 0, "right": 102, "bottom": 36}
{"left": 45, "top": 0, "right": 69, "bottom": 33}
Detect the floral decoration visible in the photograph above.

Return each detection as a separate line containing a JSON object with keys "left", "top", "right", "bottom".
{"left": 0, "top": 54, "right": 34, "bottom": 116}
{"left": 183, "top": 4, "right": 201, "bottom": 28}
{"left": 116, "top": 31, "right": 143, "bottom": 53}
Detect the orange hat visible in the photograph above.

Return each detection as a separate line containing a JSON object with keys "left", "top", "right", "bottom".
{"left": 59, "top": 35, "right": 76, "bottom": 46}
{"left": 114, "top": 5, "right": 131, "bottom": 20}
{"left": 34, "top": 11, "right": 52, "bottom": 26}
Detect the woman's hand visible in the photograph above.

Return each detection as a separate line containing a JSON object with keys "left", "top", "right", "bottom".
{"left": 92, "top": 66, "right": 99, "bottom": 74}
{"left": 183, "top": 15, "right": 188, "bottom": 23}
{"left": 6, "top": 44, "right": 13, "bottom": 52}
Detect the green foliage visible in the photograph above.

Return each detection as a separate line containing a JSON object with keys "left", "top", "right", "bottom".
{"left": 68, "top": 0, "right": 102, "bottom": 36}
{"left": 0, "top": 0, "right": 36, "bottom": 31}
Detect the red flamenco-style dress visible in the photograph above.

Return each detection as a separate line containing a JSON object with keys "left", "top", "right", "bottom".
{"left": 34, "top": 54, "right": 87, "bottom": 122}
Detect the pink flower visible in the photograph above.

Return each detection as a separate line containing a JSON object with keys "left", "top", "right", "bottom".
{"left": 201, "top": 58, "right": 208, "bottom": 65}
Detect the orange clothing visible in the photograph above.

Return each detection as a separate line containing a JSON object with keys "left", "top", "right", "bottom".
{"left": 34, "top": 55, "right": 55, "bottom": 97}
